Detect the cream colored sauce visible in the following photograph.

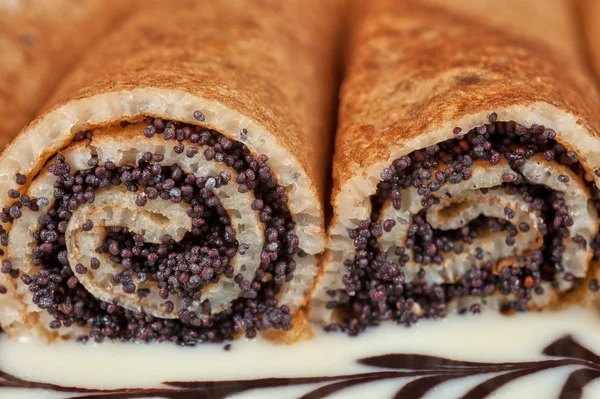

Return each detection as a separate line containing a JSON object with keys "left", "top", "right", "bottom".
{"left": 2, "top": 306, "right": 600, "bottom": 398}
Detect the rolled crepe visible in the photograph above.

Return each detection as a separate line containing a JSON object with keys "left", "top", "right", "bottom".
{"left": 0, "top": 0, "right": 131, "bottom": 150}
{"left": 312, "top": 0, "right": 600, "bottom": 333}
{"left": 0, "top": 0, "right": 338, "bottom": 344}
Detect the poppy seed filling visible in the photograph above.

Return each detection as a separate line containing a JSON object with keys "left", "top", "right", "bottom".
{"left": 1, "top": 115, "right": 301, "bottom": 344}
{"left": 327, "top": 114, "right": 600, "bottom": 335}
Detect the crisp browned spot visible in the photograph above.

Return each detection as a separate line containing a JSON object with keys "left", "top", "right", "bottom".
{"left": 140, "top": 27, "right": 166, "bottom": 43}
{"left": 456, "top": 73, "right": 481, "bottom": 85}
{"left": 358, "top": 124, "right": 376, "bottom": 140}
{"left": 392, "top": 79, "right": 416, "bottom": 94}
{"left": 18, "top": 34, "right": 35, "bottom": 46}
{"left": 211, "top": 40, "right": 228, "bottom": 51}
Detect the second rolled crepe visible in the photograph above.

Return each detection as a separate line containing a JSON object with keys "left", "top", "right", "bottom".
{"left": 0, "top": 0, "right": 338, "bottom": 343}
{"left": 312, "top": 0, "right": 600, "bottom": 333}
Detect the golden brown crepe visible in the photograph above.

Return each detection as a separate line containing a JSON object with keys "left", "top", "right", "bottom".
{"left": 312, "top": 0, "right": 600, "bottom": 332}
{"left": 0, "top": 0, "right": 339, "bottom": 343}
{"left": 579, "top": 0, "right": 600, "bottom": 81}
{"left": 0, "top": 0, "right": 132, "bottom": 150}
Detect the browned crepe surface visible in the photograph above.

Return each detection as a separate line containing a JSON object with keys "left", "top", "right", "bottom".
{"left": 0, "top": 0, "right": 131, "bottom": 150}
{"left": 334, "top": 0, "right": 600, "bottom": 204}
{"left": 578, "top": 0, "right": 600, "bottom": 82}
{"left": 36, "top": 0, "right": 340, "bottom": 208}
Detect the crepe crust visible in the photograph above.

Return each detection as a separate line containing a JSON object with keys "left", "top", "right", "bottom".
{"left": 578, "top": 0, "right": 600, "bottom": 82}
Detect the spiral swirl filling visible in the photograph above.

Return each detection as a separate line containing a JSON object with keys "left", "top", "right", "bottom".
{"left": 326, "top": 114, "right": 600, "bottom": 335}
{"left": 1, "top": 116, "right": 304, "bottom": 344}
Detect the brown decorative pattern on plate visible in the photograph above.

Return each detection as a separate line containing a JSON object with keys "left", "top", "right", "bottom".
{"left": 1, "top": 335, "right": 599, "bottom": 398}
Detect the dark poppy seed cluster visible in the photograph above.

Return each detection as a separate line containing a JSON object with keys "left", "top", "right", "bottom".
{"left": 5, "top": 115, "right": 300, "bottom": 344}
{"left": 327, "top": 114, "right": 600, "bottom": 336}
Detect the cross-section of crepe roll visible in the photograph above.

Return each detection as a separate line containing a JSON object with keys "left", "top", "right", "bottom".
{"left": 0, "top": 0, "right": 131, "bottom": 150}
{"left": 0, "top": 0, "right": 338, "bottom": 344}
{"left": 312, "top": 0, "right": 600, "bottom": 334}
